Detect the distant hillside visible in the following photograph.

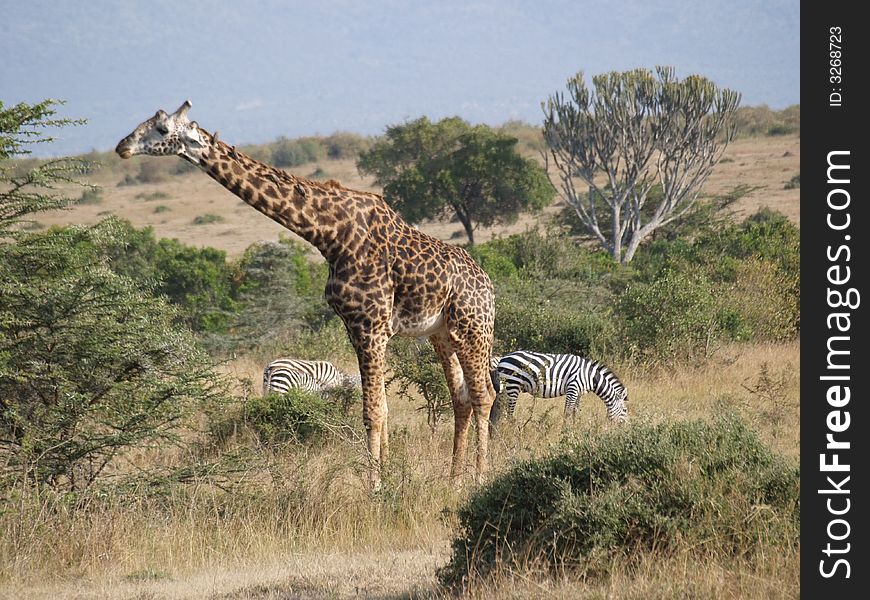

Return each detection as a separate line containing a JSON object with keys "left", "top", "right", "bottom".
{"left": 22, "top": 107, "right": 799, "bottom": 258}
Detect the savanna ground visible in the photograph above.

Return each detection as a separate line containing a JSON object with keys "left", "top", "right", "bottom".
{"left": 2, "top": 131, "right": 800, "bottom": 599}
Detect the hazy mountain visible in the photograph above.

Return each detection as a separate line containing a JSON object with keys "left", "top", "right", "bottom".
{"left": 1, "top": 0, "right": 799, "bottom": 157}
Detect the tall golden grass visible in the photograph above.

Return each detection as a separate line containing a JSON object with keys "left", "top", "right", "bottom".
{"left": 0, "top": 341, "right": 799, "bottom": 599}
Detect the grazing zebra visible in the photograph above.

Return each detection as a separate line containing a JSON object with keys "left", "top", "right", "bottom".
{"left": 490, "top": 350, "right": 628, "bottom": 424}
{"left": 263, "top": 358, "right": 361, "bottom": 395}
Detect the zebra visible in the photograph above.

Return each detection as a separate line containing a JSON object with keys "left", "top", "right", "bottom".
{"left": 489, "top": 350, "right": 629, "bottom": 425}
{"left": 263, "top": 358, "right": 361, "bottom": 395}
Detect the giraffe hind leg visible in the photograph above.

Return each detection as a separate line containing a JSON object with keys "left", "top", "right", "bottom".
{"left": 430, "top": 331, "right": 472, "bottom": 481}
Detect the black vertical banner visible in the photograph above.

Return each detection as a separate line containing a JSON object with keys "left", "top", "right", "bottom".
{"left": 802, "top": 4, "right": 868, "bottom": 597}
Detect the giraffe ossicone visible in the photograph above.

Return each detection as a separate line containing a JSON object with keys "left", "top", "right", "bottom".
{"left": 116, "top": 101, "right": 498, "bottom": 489}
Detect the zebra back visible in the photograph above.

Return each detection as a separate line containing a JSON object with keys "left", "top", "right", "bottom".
{"left": 263, "top": 358, "right": 349, "bottom": 394}
{"left": 263, "top": 367, "right": 321, "bottom": 394}
{"left": 494, "top": 350, "right": 628, "bottom": 423}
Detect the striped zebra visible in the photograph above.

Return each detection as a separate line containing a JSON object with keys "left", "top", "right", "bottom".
{"left": 490, "top": 351, "right": 628, "bottom": 424}
{"left": 263, "top": 358, "right": 362, "bottom": 395}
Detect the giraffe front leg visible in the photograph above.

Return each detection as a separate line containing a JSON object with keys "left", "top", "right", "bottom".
{"left": 355, "top": 338, "right": 389, "bottom": 492}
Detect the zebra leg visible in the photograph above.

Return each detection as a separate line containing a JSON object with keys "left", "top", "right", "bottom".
{"left": 564, "top": 382, "right": 580, "bottom": 422}
{"left": 506, "top": 387, "right": 520, "bottom": 419}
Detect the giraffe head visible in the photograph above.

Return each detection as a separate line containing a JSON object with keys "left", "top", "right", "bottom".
{"left": 115, "top": 100, "right": 211, "bottom": 162}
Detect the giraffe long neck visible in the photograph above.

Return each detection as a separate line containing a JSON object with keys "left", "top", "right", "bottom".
{"left": 193, "top": 132, "right": 386, "bottom": 262}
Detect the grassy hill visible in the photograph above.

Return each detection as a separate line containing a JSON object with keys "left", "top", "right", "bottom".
{"left": 29, "top": 130, "right": 799, "bottom": 259}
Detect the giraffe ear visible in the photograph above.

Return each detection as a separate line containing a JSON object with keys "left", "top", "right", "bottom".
{"left": 183, "top": 122, "right": 205, "bottom": 147}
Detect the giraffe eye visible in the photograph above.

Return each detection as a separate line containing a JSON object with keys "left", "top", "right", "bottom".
{"left": 156, "top": 124, "right": 169, "bottom": 135}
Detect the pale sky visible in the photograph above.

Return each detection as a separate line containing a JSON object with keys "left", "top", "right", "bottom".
{"left": 1, "top": 0, "right": 799, "bottom": 157}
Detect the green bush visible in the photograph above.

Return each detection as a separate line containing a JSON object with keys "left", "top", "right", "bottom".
{"left": 219, "top": 238, "right": 331, "bottom": 352}
{"left": 477, "top": 229, "right": 622, "bottom": 284}
{"left": 618, "top": 269, "right": 719, "bottom": 362}
{"left": 439, "top": 414, "right": 799, "bottom": 587}
{"left": 75, "top": 187, "right": 103, "bottom": 205}
{"left": 322, "top": 131, "right": 372, "bottom": 160}
{"left": 244, "top": 389, "right": 344, "bottom": 444}
{"left": 387, "top": 338, "right": 452, "bottom": 434}
{"left": 271, "top": 136, "right": 324, "bottom": 168}
{"left": 0, "top": 222, "right": 226, "bottom": 490}
{"left": 496, "top": 291, "right": 617, "bottom": 358}
{"left": 104, "top": 224, "right": 240, "bottom": 333}
{"left": 733, "top": 104, "right": 800, "bottom": 137}
{"left": 192, "top": 213, "right": 225, "bottom": 225}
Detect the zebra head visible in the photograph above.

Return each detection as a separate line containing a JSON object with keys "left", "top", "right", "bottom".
{"left": 606, "top": 385, "right": 629, "bottom": 423}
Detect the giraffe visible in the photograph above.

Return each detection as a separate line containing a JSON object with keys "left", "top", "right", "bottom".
{"left": 115, "top": 101, "right": 497, "bottom": 489}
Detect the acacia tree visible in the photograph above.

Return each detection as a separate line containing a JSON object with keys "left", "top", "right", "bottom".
{"left": 543, "top": 67, "right": 741, "bottom": 264}
{"left": 0, "top": 100, "right": 225, "bottom": 490}
{"left": 357, "top": 117, "right": 554, "bottom": 245}
{"left": 0, "top": 99, "right": 87, "bottom": 237}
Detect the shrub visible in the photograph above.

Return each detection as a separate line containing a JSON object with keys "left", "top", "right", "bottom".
{"left": 439, "top": 414, "right": 799, "bottom": 587}
{"left": 271, "top": 136, "right": 324, "bottom": 168}
{"left": 784, "top": 174, "right": 800, "bottom": 189}
{"left": 322, "top": 131, "right": 372, "bottom": 160}
{"left": 618, "top": 269, "right": 720, "bottom": 362}
{"left": 244, "top": 389, "right": 344, "bottom": 444}
{"left": 75, "top": 187, "right": 103, "bottom": 205}
{"left": 0, "top": 222, "right": 226, "bottom": 490}
{"left": 733, "top": 104, "right": 800, "bottom": 137}
{"left": 717, "top": 258, "right": 799, "bottom": 341}
{"left": 387, "top": 338, "right": 452, "bottom": 434}
{"left": 496, "top": 291, "right": 617, "bottom": 358}
{"left": 192, "top": 213, "right": 225, "bottom": 225}
{"left": 220, "top": 238, "right": 331, "bottom": 352}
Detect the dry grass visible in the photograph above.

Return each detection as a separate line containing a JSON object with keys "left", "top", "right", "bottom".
{"left": 0, "top": 341, "right": 799, "bottom": 599}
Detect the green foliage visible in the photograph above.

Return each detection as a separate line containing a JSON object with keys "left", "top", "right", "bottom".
{"left": 153, "top": 204, "right": 171, "bottom": 213}
{"left": 271, "top": 136, "right": 324, "bottom": 168}
{"left": 479, "top": 229, "right": 622, "bottom": 284}
{"left": 469, "top": 230, "right": 623, "bottom": 357}
{"left": 244, "top": 389, "right": 344, "bottom": 444}
{"left": 358, "top": 117, "right": 555, "bottom": 244}
{"left": 0, "top": 221, "right": 227, "bottom": 490}
{"left": 151, "top": 239, "right": 238, "bottom": 332}
{"left": 322, "top": 131, "right": 373, "bottom": 159}
{"left": 618, "top": 269, "right": 720, "bottom": 362}
{"left": 102, "top": 222, "right": 239, "bottom": 333}
{"left": 629, "top": 208, "right": 801, "bottom": 345}
{"left": 784, "top": 174, "right": 800, "bottom": 189}
{"left": 495, "top": 282, "right": 617, "bottom": 357}
{"left": 192, "top": 213, "right": 225, "bottom": 225}
{"left": 1, "top": 99, "right": 88, "bottom": 237}
{"left": 75, "top": 186, "right": 103, "bottom": 205}
{"left": 439, "top": 414, "right": 799, "bottom": 586}
{"left": 387, "top": 338, "right": 452, "bottom": 434}
{"left": 221, "top": 237, "right": 331, "bottom": 352}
